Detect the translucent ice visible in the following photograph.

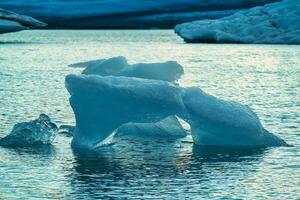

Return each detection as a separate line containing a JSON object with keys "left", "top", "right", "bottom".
{"left": 0, "top": 114, "right": 58, "bottom": 147}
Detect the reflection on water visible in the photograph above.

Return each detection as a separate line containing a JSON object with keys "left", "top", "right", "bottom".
{"left": 69, "top": 136, "right": 265, "bottom": 199}
{"left": 5, "top": 145, "right": 56, "bottom": 156}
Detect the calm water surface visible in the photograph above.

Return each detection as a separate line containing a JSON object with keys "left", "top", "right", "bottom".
{"left": 0, "top": 30, "right": 299, "bottom": 199}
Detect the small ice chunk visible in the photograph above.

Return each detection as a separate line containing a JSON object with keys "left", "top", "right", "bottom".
{"left": 0, "top": 114, "right": 58, "bottom": 147}
{"left": 116, "top": 116, "right": 187, "bottom": 139}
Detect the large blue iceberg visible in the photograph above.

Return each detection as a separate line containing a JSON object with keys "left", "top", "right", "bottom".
{"left": 66, "top": 57, "right": 287, "bottom": 150}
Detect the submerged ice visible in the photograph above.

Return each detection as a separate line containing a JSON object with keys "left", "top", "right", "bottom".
{"left": 175, "top": 0, "right": 300, "bottom": 44}
{"left": 0, "top": 114, "right": 58, "bottom": 147}
{"left": 65, "top": 58, "right": 287, "bottom": 149}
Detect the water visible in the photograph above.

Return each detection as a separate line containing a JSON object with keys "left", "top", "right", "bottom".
{"left": 0, "top": 30, "right": 299, "bottom": 199}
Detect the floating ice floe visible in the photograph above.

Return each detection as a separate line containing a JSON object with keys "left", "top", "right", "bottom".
{"left": 0, "top": 114, "right": 58, "bottom": 147}
{"left": 0, "top": 8, "right": 46, "bottom": 34}
{"left": 65, "top": 60, "right": 287, "bottom": 150}
{"left": 175, "top": 0, "right": 300, "bottom": 44}
{"left": 70, "top": 56, "right": 184, "bottom": 82}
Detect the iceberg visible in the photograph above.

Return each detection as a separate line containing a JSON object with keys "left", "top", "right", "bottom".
{"left": 0, "top": 114, "right": 58, "bottom": 147}
{"left": 65, "top": 74, "right": 186, "bottom": 149}
{"left": 65, "top": 72, "right": 287, "bottom": 150}
{"left": 116, "top": 116, "right": 187, "bottom": 139}
{"left": 0, "top": 8, "right": 46, "bottom": 34}
{"left": 175, "top": 0, "right": 300, "bottom": 44}
{"left": 69, "top": 57, "right": 185, "bottom": 145}
{"left": 70, "top": 56, "right": 184, "bottom": 82}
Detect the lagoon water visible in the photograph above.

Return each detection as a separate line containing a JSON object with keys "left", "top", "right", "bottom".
{"left": 0, "top": 30, "right": 299, "bottom": 199}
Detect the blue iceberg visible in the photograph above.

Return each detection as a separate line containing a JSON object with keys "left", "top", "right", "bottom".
{"left": 65, "top": 58, "right": 287, "bottom": 149}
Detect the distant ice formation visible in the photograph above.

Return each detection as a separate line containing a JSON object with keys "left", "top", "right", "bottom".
{"left": 175, "top": 0, "right": 300, "bottom": 44}
{"left": 70, "top": 56, "right": 184, "bottom": 82}
{"left": 66, "top": 57, "right": 287, "bottom": 150}
{"left": 0, "top": 0, "right": 278, "bottom": 29}
{"left": 0, "top": 8, "right": 46, "bottom": 34}
{"left": 0, "top": 114, "right": 58, "bottom": 147}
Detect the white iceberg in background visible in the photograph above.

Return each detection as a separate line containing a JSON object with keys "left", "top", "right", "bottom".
{"left": 0, "top": 114, "right": 58, "bottom": 147}
{"left": 70, "top": 56, "right": 184, "bottom": 82}
{"left": 116, "top": 116, "right": 187, "bottom": 139}
{"left": 65, "top": 73, "right": 287, "bottom": 150}
{"left": 175, "top": 0, "right": 300, "bottom": 44}
{"left": 0, "top": 8, "right": 46, "bottom": 34}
